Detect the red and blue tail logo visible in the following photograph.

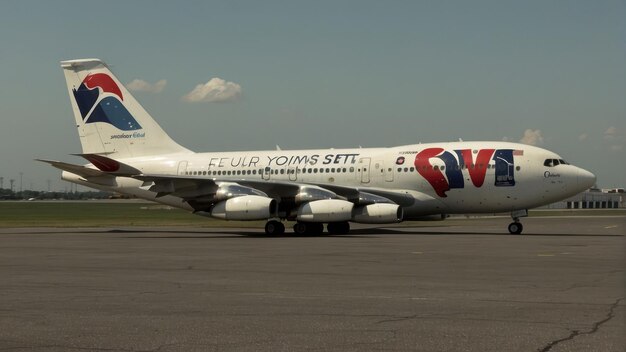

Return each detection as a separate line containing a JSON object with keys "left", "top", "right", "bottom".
{"left": 72, "top": 73, "right": 142, "bottom": 131}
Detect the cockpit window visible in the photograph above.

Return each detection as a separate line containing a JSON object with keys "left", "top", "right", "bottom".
{"left": 544, "top": 159, "right": 565, "bottom": 167}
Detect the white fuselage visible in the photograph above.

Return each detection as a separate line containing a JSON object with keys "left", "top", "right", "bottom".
{"left": 63, "top": 141, "right": 594, "bottom": 220}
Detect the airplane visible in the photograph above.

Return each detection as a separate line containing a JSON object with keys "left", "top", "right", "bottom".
{"left": 39, "top": 58, "right": 596, "bottom": 235}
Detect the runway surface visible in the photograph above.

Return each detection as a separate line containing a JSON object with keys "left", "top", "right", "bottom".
{"left": 1, "top": 216, "right": 624, "bottom": 351}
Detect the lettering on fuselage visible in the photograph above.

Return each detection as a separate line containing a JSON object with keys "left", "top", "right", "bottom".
{"left": 205, "top": 153, "right": 360, "bottom": 170}
{"left": 414, "top": 148, "right": 517, "bottom": 197}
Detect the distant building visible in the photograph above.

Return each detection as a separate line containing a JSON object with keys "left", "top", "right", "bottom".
{"left": 544, "top": 188, "right": 624, "bottom": 209}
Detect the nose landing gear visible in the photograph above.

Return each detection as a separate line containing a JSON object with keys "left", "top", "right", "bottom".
{"left": 508, "top": 221, "right": 523, "bottom": 234}
{"left": 508, "top": 209, "right": 528, "bottom": 234}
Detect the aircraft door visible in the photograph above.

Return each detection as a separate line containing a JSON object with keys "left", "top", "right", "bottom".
{"left": 262, "top": 166, "right": 271, "bottom": 180}
{"left": 358, "top": 157, "right": 371, "bottom": 183}
{"left": 384, "top": 160, "right": 394, "bottom": 182}
{"left": 288, "top": 166, "right": 298, "bottom": 181}
{"left": 177, "top": 161, "right": 188, "bottom": 175}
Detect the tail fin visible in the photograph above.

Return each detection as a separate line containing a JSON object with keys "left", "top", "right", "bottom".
{"left": 60, "top": 58, "right": 190, "bottom": 158}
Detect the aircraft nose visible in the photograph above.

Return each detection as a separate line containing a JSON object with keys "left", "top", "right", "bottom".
{"left": 577, "top": 168, "right": 596, "bottom": 189}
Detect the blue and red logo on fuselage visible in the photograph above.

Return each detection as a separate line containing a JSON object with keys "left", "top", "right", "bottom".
{"left": 414, "top": 148, "right": 517, "bottom": 197}
{"left": 73, "top": 73, "right": 142, "bottom": 131}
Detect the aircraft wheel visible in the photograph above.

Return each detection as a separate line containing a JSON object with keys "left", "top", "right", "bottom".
{"left": 327, "top": 221, "right": 350, "bottom": 235}
{"left": 508, "top": 222, "right": 523, "bottom": 235}
{"left": 265, "top": 220, "right": 285, "bottom": 235}
{"left": 293, "top": 222, "right": 308, "bottom": 235}
{"left": 293, "top": 222, "right": 324, "bottom": 235}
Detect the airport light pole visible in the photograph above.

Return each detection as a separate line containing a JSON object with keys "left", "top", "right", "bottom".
{"left": 10, "top": 179, "right": 15, "bottom": 192}
{"left": 0, "top": 177, "right": 3, "bottom": 189}
{"left": 19, "top": 172, "right": 23, "bottom": 193}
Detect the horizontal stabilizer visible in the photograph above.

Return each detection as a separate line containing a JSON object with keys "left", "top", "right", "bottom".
{"left": 36, "top": 159, "right": 105, "bottom": 178}
{"left": 73, "top": 154, "right": 142, "bottom": 175}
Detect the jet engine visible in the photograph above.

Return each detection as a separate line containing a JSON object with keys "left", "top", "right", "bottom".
{"left": 210, "top": 195, "right": 277, "bottom": 220}
{"left": 351, "top": 203, "right": 403, "bottom": 224}
{"left": 296, "top": 199, "right": 354, "bottom": 222}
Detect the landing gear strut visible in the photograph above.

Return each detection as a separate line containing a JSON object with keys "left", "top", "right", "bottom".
{"left": 508, "top": 209, "right": 528, "bottom": 235}
{"left": 265, "top": 220, "right": 285, "bottom": 235}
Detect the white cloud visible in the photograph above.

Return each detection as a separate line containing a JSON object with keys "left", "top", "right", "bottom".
{"left": 182, "top": 77, "right": 242, "bottom": 103}
{"left": 127, "top": 79, "right": 167, "bottom": 93}
{"left": 519, "top": 129, "right": 544, "bottom": 146}
{"left": 603, "top": 126, "right": 618, "bottom": 140}
{"left": 602, "top": 127, "right": 624, "bottom": 152}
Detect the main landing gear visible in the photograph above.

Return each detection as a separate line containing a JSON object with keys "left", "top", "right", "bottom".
{"left": 264, "top": 220, "right": 350, "bottom": 236}
{"left": 264, "top": 220, "right": 285, "bottom": 236}
{"left": 508, "top": 209, "right": 528, "bottom": 235}
{"left": 293, "top": 222, "right": 324, "bottom": 235}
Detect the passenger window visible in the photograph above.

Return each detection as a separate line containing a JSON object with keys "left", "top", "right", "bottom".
{"left": 350, "top": 167, "right": 354, "bottom": 172}
{"left": 440, "top": 165, "right": 445, "bottom": 171}
{"left": 410, "top": 167, "right": 415, "bottom": 172}
{"left": 397, "top": 168, "right": 402, "bottom": 172}
{"left": 342, "top": 168, "right": 347, "bottom": 172}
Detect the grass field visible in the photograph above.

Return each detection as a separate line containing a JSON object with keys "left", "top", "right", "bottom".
{"left": 0, "top": 201, "right": 265, "bottom": 228}
{"left": 0, "top": 200, "right": 623, "bottom": 228}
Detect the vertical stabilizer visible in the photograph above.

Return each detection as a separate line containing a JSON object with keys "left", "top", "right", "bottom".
{"left": 60, "top": 58, "right": 190, "bottom": 158}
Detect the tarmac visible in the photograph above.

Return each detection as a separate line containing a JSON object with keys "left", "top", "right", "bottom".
{"left": 0, "top": 216, "right": 624, "bottom": 352}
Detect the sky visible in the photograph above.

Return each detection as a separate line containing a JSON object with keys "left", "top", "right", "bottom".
{"left": 0, "top": 0, "right": 624, "bottom": 191}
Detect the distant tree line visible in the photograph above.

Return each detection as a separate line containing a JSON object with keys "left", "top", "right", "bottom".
{"left": 0, "top": 188, "right": 114, "bottom": 200}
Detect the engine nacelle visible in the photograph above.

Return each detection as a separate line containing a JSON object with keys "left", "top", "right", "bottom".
{"left": 351, "top": 204, "right": 403, "bottom": 224}
{"left": 297, "top": 199, "right": 354, "bottom": 223}
{"left": 210, "top": 195, "right": 277, "bottom": 220}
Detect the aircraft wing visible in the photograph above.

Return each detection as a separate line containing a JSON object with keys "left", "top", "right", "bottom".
{"left": 133, "top": 174, "right": 421, "bottom": 210}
